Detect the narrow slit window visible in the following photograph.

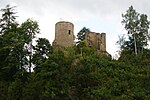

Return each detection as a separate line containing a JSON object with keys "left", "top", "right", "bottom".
{"left": 68, "top": 30, "right": 71, "bottom": 35}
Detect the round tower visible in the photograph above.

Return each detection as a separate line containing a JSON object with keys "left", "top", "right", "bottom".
{"left": 53, "top": 21, "right": 74, "bottom": 48}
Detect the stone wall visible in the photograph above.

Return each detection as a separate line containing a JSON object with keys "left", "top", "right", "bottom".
{"left": 85, "top": 32, "right": 106, "bottom": 52}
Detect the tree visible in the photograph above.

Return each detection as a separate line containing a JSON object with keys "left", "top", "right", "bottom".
{"left": 0, "top": 5, "right": 17, "bottom": 34}
{"left": 0, "top": 6, "right": 29, "bottom": 98}
{"left": 77, "top": 27, "right": 90, "bottom": 42}
{"left": 32, "top": 38, "right": 52, "bottom": 72}
{"left": 137, "top": 14, "right": 150, "bottom": 52}
{"left": 0, "top": 27, "right": 27, "bottom": 81}
{"left": 121, "top": 6, "right": 150, "bottom": 54}
{"left": 21, "top": 19, "right": 40, "bottom": 72}
{"left": 76, "top": 27, "right": 91, "bottom": 56}
{"left": 0, "top": 5, "right": 26, "bottom": 82}
{"left": 24, "top": 50, "right": 71, "bottom": 100}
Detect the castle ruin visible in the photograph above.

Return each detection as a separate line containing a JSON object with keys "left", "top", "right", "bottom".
{"left": 85, "top": 32, "right": 106, "bottom": 52}
{"left": 53, "top": 21, "right": 107, "bottom": 53}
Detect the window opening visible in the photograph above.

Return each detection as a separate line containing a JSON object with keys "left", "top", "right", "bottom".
{"left": 68, "top": 30, "right": 71, "bottom": 35}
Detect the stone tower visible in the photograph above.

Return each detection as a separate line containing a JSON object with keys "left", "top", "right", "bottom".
{"left": 53, "top": 21, "right": 74, "bottom": 48}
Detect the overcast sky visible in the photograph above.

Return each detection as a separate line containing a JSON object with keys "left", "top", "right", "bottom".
{"left": 0, "top": 0, "right": 150, "bottom": 58}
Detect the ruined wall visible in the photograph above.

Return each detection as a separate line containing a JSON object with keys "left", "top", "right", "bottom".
{"left": 100, "top": 33, "right": 106, "bottom": 51}
{"left": 85, "top": 32, "right": 106, "bottom": 52}
{"left": 53, "top": 21, "right": 74, "bottom": 48}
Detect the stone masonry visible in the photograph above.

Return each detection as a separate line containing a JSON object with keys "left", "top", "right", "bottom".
{"left": 85, "top": 32, "right": 106, "bottom": 52}
{"left": 53, "top": 21, "right": 106, "bottom": 53}
{"left": 53, "top": 21, "right": 74, "bottom": 48}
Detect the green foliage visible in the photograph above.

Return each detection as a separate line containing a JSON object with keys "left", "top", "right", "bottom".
{"left": 0, "top": 81, "right": 9, "bottom": 100}
{"left": 20, "top": 19, "right": 40, "bottom": 72}
{"left": 0, "top": 4, "right": 150, "bottom": 100}
{"left": 23, "top": 51, "right": 71, "bottom": 100}
{"left": 21, "top": 19, "right": 39, "bottom": 43}
{"left": 121, "top": 5, "right": 150, "bottom": 54}
{"left": 32, "top": 38, "right": 52, "bottom": 72}
{"left": 75, "top": 40, "right": 97, "bottom": 57}
{"left": 8, "top": 79, "right": 23, "bottom": 100}
{"left": 0, "top": 25, "right": 27, "bottom": 81}
{"left": 0, "top": 5, "right": 17, "bottom": 34}
{"left": 119, "top": 49, "right": 150, "bottom": 66}
{"left": 77, "top": 27, "right": 90, "bottom": 42}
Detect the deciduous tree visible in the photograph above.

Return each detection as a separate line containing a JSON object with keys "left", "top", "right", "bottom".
{"left": 121, "top": 6, "right": 150, "bottom": 54}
